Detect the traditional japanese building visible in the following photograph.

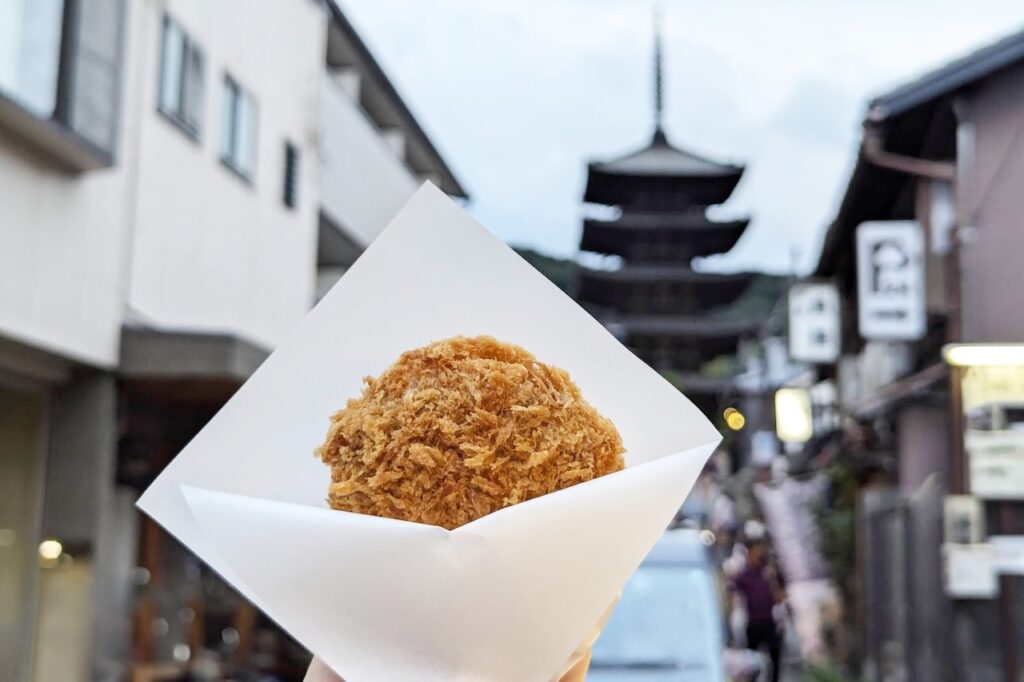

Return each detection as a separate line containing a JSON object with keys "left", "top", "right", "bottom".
{"left": 577, "top": 18, "right": 755, "bottom": 417}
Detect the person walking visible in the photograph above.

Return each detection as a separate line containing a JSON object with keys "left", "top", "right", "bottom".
{"left": 731, "top": 538, "right": 785, "bottom": 682}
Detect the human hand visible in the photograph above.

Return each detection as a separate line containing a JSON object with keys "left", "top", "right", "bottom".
{"left": 304, "top": 648, "right": 592, "bottom": 682}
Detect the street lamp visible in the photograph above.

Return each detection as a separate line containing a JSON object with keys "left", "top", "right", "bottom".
{"left": 723, "top": 407, "right": 746, "bottom": 431}
{"left": 943, "top": 343, "right": 1024, "bottom": 367}
{"left": 38, "top": 539, "right": 62, "bottom": 561}
{"left": 774, "top": 387, "right": 812, "bottom": 443}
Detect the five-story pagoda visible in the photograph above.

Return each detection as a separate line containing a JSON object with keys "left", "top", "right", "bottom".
{"left": 577, "top": 17, "right": 756, "bottom": 418}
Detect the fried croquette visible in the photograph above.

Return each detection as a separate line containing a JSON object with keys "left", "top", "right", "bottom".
{"left": 315, "top": 336, "right": 625, "bottom": 529}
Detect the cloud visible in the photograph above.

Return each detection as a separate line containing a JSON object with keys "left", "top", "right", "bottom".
{"left": 337, "top": 0, "right": 1024, "bottom": 272}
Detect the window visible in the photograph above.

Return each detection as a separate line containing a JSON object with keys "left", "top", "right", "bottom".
{"left": 0, "top": 0, "right": 126, "bottom": 163}
{"left": 158, "top": 15, "right": 204, "bottom": 136}
{"left": 220, "top": 75, "right": 258, "bottom": 180}
{"left": 282, "top": 142, "right": 299, "bottom": 209}
{"left": 0, "top": 0, "right": 64, "bottom": 117}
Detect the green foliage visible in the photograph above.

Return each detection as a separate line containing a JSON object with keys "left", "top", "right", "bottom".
{"left": 712, "top": 273, "right": 787, "bottom": 327}
{"left": 512, "top": 247, "right": 578, "bottom": 295}
{"left": 701, "top": 354, "right": 741, "bottom": 378}
{"left": 816, "top": 456, "right": 861, "bottom": 671}
{"left": 818, "top": 458, "right": 858, "bottom": 592}
{"left": 802, "top": 661, "right": 854, "bottom": 682}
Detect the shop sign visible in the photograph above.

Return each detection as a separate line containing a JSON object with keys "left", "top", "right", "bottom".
{"left": 962, "top": 366, "right": 1024, "bottom": 500}
{"left": 788, "top": 282, "right": 840, "bottom": 364}
{"left": 856, "top": 221, "right": 925, "bottom": 340}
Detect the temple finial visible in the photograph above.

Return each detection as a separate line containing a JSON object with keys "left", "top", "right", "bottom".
{"left": 652, "top": 3, "right": 666, "bottom": 143}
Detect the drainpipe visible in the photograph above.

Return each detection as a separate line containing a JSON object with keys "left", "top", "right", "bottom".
{"left": 861, "top": 123, "right": 964, "bottom": 493}
{"left": 862, "top": 125, "right": 955, "bottom": 181}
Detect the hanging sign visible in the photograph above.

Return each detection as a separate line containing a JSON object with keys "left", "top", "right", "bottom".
{"left": 788, "top": 282, "right": 840, "bottom": 364}
{"left": 962, "top": 366, "right": 1024, "bottom": 500}
{"left": 856, "top": 221, "right": 926, "bottom": 340}
{"left": 943, "top": 544, "right": 998, "bottom": 599}
{"left": 990, "top": 536, "right": 1024, "bottom": 576}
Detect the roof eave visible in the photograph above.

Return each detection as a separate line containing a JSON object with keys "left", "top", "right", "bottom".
{"left": 325, "top": 1, "right": 468, "bottom": 199}
{"left": 869, "top": 27, "right": 1024, "bottom": 122}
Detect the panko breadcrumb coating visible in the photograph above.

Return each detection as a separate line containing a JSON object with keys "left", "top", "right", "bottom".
{"left": 315, "top": 336, "right": 625, "bottom": 529}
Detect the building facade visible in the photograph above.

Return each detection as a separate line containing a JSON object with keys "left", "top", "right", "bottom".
{"left": 0, "top": 1, "right": 465, "bottom": 680}
{"left": 814, "top": 29, "right": 1024, "bottom": 682}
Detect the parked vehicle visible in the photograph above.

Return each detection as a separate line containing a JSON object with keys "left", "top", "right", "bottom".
{"left": 589, "top": 529, "right": 726, "bottom": 682}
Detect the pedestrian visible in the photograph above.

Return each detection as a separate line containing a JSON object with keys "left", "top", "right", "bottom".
{"left": 730, "top": 538, "right": 785, "bottom": 682}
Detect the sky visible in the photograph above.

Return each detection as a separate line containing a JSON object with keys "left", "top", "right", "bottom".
{"left": 338, "top": 0, "right": 1024, "bottom": 274}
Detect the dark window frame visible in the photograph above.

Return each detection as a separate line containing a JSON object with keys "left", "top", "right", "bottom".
{"left": 0, "top": 0, "right": 127, "bottom": 170}
{"left": 219, "top": 73, "right": 258, "bottom": 183}
{"left": 282, "top": 141, "right": 299, "bottom": 209}
{"left": 156, "top": 14, "right": 204, "bottom": 141}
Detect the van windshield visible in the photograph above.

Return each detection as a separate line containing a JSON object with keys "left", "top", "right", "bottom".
{"left": 590, "top": 564, "right": 717, "bottom": 671}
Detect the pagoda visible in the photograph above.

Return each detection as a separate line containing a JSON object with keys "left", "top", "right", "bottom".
{"left": 577, "top": 15, "right": 756, "bottom": 417}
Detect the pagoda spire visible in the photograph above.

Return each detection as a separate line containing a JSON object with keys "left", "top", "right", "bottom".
{"left": 652, "top": 4, "right": 666, "bottom": 144}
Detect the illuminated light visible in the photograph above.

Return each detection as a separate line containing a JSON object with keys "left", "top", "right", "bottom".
{"left": 172, "top": 644, "right": 191, "bottom": 662}
{"left": 700, "top": 530, "right": 716, "bottom": 546}
{"left": 725, "top": 410, "right": 746, "bottom": 431}
{"left": 943, "top": 343, "right": 1024, "bottom": 367}
{"left": 38, "top": 539, "right": 62, "bottom": 561}
{"left": 723, "top": 407, "right": 738, "bottom": 418}
{"left": 775, "top": 387, "right": 813, "bottom": 443}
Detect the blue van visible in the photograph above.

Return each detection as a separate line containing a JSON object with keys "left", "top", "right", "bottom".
{"left": 588, "top": 529, "right": 726, "bottom": 682}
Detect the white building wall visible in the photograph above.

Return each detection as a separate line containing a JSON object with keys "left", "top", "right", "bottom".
{"left": 126, "top": 0, "right": 326, "bottom": 350}
{"left": 0, "top": 38, "right": 141, "bottom": 368}
{"left": 320, "top": 72, "right": 419, "bottom": 247}
{"left": 0, "top": 0, "right": 450, "bottom": 367}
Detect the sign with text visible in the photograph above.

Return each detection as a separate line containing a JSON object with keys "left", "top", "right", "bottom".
{"left": 962, "top": 366, "right": 1024, "bottom": 500}
{"left": 943, "top": 495, "right": 985, "bottom": 544}
{"left": 856, "top": 221, "right": 926, "bottom": 340}
{"left": 943, "top": 544, "right": 998, "bottom": 599}
{"left": 990, "top": 536, "right": 1024, "bottom": 575}
{"left": 788, "top": 282, "right": 840, "bottom": 364}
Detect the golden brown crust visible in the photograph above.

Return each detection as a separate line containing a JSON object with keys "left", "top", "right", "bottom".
{"left": 315, "top": 336, "right": 625, "bottom": 529}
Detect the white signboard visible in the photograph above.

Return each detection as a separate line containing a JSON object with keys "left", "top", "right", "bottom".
{"left": 990, "top": 536, "right": 1024, "bottom": 575}
{"left": 856, "top": 221, "right": 926, "bottom": 340}
{"left": 788, "top": 282, "right": 840, "bottom": 364}
{"left": 943, "top": 544, "right": 999, "bottom": 599}
{"left": 943, "top": 495, "right": 985, "bottom": 544}
{"left": 962, "top": 366, "right": 1024, "bottom": 500}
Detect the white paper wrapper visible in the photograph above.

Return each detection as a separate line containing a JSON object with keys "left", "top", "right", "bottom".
{"left": 138, "top": 183, "right": 720, "bottom": 682}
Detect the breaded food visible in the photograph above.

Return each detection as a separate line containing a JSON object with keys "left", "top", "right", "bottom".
{"left": 316, "top": 336, "right": 625, "bottom": 529}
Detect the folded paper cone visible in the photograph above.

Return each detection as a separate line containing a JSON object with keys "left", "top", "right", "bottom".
{"left": 556, "top": 648, "right": 591, "bottom": 682}
{"left": 140, "top": 184, "right": 720, "bottom": 682}
{"left": 552, "top": 596, "right": 618, "bottom": 682}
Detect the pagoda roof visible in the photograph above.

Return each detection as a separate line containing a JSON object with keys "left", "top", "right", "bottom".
{"left": 591, "top": 130, "right": 743, "bottom": 179}
{"left": 668, "top": 372, "right": 738, "bottom": 419}
{"left": 611, "top": 314, "right": 761, "bottom": 339}
{"left": 591, "top": 211, "right": 750, "bottom": 230}
{"left": 603, "top": 310, "right": 762, "bottom": 374}
{"left": 578, "top": 265, "right": 753, "bottom": 311}
{"left": 584, "top": 131, "right": 744, "bottom": 209}
{"left": 616, "top": 316, "right": 754, "bottom": 371}
{"left": 579, "top": 264, "right": 754, "bottom": 285}
{"left": 669, "top": 372, "right": 737, "bottom": 395}
{"left": 580, "top": 215, "right": 748, "bottom": 260}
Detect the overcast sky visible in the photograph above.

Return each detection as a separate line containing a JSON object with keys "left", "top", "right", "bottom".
{"left": 338, "top": 0, "right": 1024, "bottom": 274}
